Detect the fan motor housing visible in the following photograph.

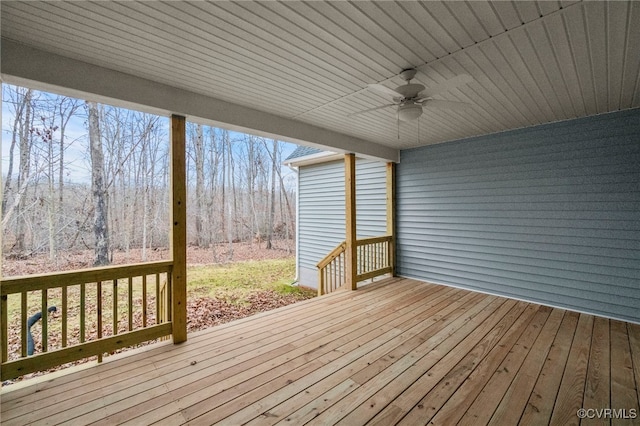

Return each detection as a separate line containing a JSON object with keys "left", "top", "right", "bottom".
{"left": 395, "top": 83, "right": 426, "bottom": 99}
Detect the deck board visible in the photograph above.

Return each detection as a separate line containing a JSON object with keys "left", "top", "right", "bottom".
{"left": 2, "top": 278, "right": 639, "bottom": 426}
{"left": 550, "top": 313, "right": 594, "bottom": 426}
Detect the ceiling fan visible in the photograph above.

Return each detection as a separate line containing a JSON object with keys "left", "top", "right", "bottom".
{"left": 352, "top": 69, "right": 474, "bottom": 122}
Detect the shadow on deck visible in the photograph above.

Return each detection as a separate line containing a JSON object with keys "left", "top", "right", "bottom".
{"left": 2, "top": 277, "right": 639, "bottom": 425}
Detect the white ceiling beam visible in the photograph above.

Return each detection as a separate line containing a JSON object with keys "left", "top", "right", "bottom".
{"left": 0, "top": 39, "right": 399, "bottom": 163}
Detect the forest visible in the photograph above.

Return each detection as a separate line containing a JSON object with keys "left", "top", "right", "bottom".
{"left": 1, "top": 84, "right": 297, "bottom": 274}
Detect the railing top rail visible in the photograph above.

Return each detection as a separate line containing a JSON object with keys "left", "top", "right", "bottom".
{"left": 1, "top": 260, "right": 174, "bottom": 295}
{"left": 316, "top": 241, "right": 346, "bottom": 269}
{"left": 355, "top": 235, "right": 392, "bottom": 246}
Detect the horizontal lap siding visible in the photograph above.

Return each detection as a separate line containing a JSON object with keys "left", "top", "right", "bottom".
{"left": 396, "top": 108, "right": 640, "bottom": 322}
{"left": 355, "top": 159, "right": 387, "bottom": 238}
{"left": 298, "top": 159, "right": 386, "bottom": 288}
{"left": 299, "top": 160, "right": 345, "bottom": 288}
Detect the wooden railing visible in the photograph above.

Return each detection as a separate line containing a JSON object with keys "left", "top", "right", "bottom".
{"left": 317, "top": 235, "right": 393, "bottom": 296}
{"left": 355, "top": 235, "right": 393, "bottom": 281}
{"left": 0, "top": 261, "right": 173, "bottom": 381}
{"left": 316, "top": 241, "right": 347, "bottom": 296}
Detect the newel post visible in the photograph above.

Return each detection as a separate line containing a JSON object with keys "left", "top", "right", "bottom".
{"left": 170, "top": 115, "right": 187, "bottom": 343}
{"left": 386, "top": 162, "right": 396, "bottom": 276}
{"left": 345, "top": 153, "right": 357, "bottom": 290}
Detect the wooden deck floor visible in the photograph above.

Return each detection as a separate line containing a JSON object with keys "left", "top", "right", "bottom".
{"left": 2, "top": 278, "right": 639, "bottom": 425}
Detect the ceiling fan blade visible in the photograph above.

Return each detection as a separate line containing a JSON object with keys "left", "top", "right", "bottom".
{"left": 349, "top": 104, "right": 396, "bottom": 117}
{"left": 420, "top": 74, "right": 473, "bottom": 97}
{"left": 367, "top": 83, "right": 403, "bottom": 98}
{"left": 422, "top": 99, "right": 474, "bottom": 111}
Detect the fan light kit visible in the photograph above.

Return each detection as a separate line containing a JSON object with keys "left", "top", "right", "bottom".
{"left": 351, "top": 68, "right": 474, "bottom": 122}
{"left": 398, "top": 102, "right": 423, "bottom": 122}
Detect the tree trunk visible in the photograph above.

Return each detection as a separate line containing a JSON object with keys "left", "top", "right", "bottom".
{"left": 14, "top": 89, "right": 33, "bottom": 254}
{"left": 194, "top": 124, "right": 205, "bottom": 247}
{"left": 141, "top": 127, "right": 148, "bottom": 261}
{"left": 2, "top": 87, "right": 28, "bottom": 218}
{"left": 224, "top": 131, "right": 234, "bottom": 260}
{"left": 276, "top": 158, "right": 295, "bottom": 251}
{"left": 87, "top": 101, "right": 110, "bottom": 266}
{"left": 266, "top": 139, "right": 277, "bottom": 249}
{"left": 56, "top": 98, "right": 81, "bottom": 253}
{"left": 220, "top": 133, "right": 226, "bottom": 245}
{"left": 246, "top": 137, "right": 256, "bottom": 242}
{"left": 208, "top": 129, "right": 219, "bottom": 261}
{"left": 47, "top": 113, "right": 56, "bottom": 261}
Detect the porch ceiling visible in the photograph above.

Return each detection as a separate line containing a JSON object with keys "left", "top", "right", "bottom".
{"left": 1, "top": 1, "right": 639, "bottom": 156}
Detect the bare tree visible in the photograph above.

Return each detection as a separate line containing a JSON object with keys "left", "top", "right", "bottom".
{"left": 206, "top": 128, "right": 220, "bottom": 260}
{"left": 2, "top": 87, "right": 29, "bottom": 217}
{"left": 56, "top": 97, "right": 82, "bottom": 254}
{"left": 2, "top": 85, "right": 298, "bottom": 271}
{"left": 265, "top": 139, "right": 278, "bottom": 249}
{"left": 13, "top": 89, "right": 34, "bottom": 254}
{"left": 87, "top": 101, "right": 109, "bottom": 266}
{"left": 194, "top": 124, "right": 205, "bottom": 247}
{"left": 223, "top": 130, "right": 234, "bottom": 260}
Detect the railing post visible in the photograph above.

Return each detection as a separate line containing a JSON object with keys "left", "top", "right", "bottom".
{"left": 386, "top": 162, "right": 396, "bottom": 276}
{"left": 345, "top": 154, "right": 357, "bottom": 290}
{"left": 318, "top": 269, "right": 324, "bottom": 296}
{"left": 170, "top": 114, "right": 187, "bottom": 343}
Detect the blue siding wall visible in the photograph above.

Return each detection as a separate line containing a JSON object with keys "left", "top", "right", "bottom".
{"left": 396, "top": 109, "right": 640, "bottom": 323}
{"left": 298, "top": 158, "right": 387, "bottom": 288}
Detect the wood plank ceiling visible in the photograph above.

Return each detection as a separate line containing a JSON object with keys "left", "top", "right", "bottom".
{"left": 1, "top": 1, "right": 639, "bottom": 150}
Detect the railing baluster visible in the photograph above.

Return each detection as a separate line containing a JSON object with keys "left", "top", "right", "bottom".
{"left": 374, "top": 243, "right": 377, "bottom": 269}
{"left": 342, "top": 252, "right": 344, "bottom": 288}
{"left": 42, "top": 289, "right": 48, "bottom": 352}
{"left": 329, "top": 262, "right": 333, "bottom": 292}
{"left": 338, "top": 257, "right": 341, "bottom": 289}
{"left": 365, "top": 244, "right": 369, "bottom": 273}
{"left": 80, "top": 283, "right": 86, "bottom": 343}
{"left": 142, "top": 275, "right": 148, "bottom": 327}
{"left": 2, "top": 295, "right": 9, "bottom": 363}
{"left": 326, "top": 264, "right": 329, "bottom": 293}
{"left": 113, "top": 279, "right": 118, "bottom": 335}
{"left": 21, "top": 293, "right": 27, "bottom": 357}
{"left": 62, "top": 286, "right": 68, "bottom": 347}
{"left": 167, "top": 273, "right": 172, "bottom": 322}
{"left": 341, "top": 253, "right": 345, "bottom": 288}
{"left": 128, "top": 276, "right": 133, "bottom": 331}
{"left": 156, "top": 274, "right": 161, "bottom": 324}
{"left": 97, "top": 281, "right": 103, "bottom": 363}
{"left": 386, "top": 240, "right": 390, "bottom": 268}
{"left": 384, "top": 241, "right": 388, "bottom": 268}
{"left": 364, "top": 245, "right": 367, "bottom": 275}
{"left": 372, "top": 243, "right": 376, "bottom": 271}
